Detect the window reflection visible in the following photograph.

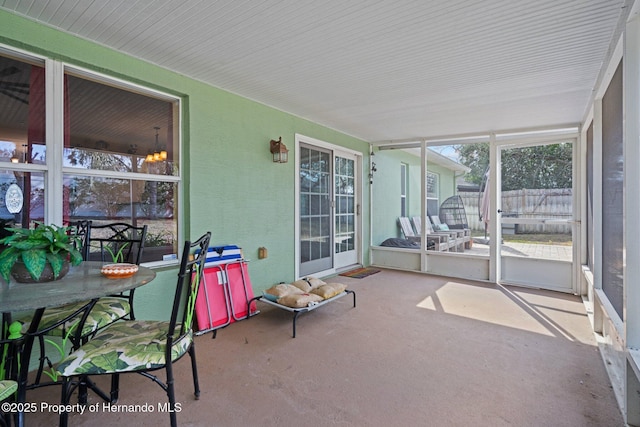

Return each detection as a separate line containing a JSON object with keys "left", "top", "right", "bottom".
{"left": 299, "top": 146, "right": 331, "bottom": 265}
{"left": 0, "top": 50, "right": 181, "bottom": 263}
{"left": 64, "top": 73, "right": 178, "bottom": 176}
{"left": 0, "top": 170, "right": 44, "bottom": 229}
{"left": 65, "top": 175, "right": 178, "bottom": 262}
{"left": 0, "top": 54, "right": 46, "bottom": 164}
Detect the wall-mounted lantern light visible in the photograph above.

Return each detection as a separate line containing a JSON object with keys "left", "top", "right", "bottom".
{"left": 270, "top": 136, "right": 288, "bottom": 163}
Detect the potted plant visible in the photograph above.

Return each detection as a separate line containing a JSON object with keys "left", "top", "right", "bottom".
{"left": 0, "top": 222, "right": 84, "bottom": 283}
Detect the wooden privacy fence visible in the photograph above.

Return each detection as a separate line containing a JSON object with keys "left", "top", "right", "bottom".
{"left": 458, "top": 188, "right": 572, "bottom": 234}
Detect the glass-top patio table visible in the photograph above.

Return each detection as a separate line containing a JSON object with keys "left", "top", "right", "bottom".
{"left": 0, "top": 261, "right": 156, "bottom": 427}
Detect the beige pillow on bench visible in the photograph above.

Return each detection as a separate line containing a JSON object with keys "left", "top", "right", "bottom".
{"left": 311, "top": 282, "right": 347, "bottom": 299}
{"left": 277, "top": 293, "right": 324, "bottom": 308}
{"left": 265, "top": 283, "right": 303, "bottom": 298}
{"left": 290, "top": 277, "right": 325, "bottom": 292}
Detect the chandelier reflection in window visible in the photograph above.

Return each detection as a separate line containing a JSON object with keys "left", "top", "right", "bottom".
{"left": 10, "top": 144, "right": 28, "bottom": 164}
{"left": 145, "top": 127, "right": 167, "bottom": 163}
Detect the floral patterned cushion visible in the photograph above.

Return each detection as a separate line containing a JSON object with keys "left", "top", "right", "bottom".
{"left": 56, "top": 320, "right": 192, "bottom": 377}
{"left": 0, "top": 380, "right": 17, "bottom": 402}
{"left": 18, "top": 297, "right": 130, "bottom": 337}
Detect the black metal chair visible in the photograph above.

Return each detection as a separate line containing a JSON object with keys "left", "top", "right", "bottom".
{"left": 70, "top": 220, "right": 91, "bottom": 261}
{"left": 57, "top": 232, "right": 211, "bottom": 427}
{"left": 85, "top": 222, "right": 148, "bottom": 321}
{"left": 21, "top": 222, "right": 146, "bottom": 387}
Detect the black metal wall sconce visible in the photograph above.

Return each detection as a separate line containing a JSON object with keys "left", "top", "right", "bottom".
{"left": 270, "top": 136, "right": 289, "bottom": 163}
{"left": 369, "top": 149, "right": 377, "bottom": 184}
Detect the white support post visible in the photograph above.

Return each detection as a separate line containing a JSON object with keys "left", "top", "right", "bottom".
{"left": 420, "top": 139, "right": 427, "bottom": 271}
{"left": 590, "top": 98, "right": 604, "bottom": 334}
{"left": 576, "top": 126, "right": 586, "bottom": 296}
{"left": 593, "top": 98, "right": 603, "bottom": 294}
{"left": 489, "top": 133, "right": 500, "bottom": 283}
{"left": 46, "top": 59, "right": 64, "bottom": 226}
{"left": 578, "top": 107, "right": 592, "bottom": 291}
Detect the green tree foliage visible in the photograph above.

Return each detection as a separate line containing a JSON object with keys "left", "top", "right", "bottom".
{"left": 456, "top": 142, "right": 572, "bottom": 191}
{"left": 456, "top": 143, "right": 489, "bottom": 187}
{"left": 65, "top": 149, "right": 176, "bottom": 220}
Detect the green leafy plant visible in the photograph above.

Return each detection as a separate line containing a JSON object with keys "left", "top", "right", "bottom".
{"left": 36, "top": 320, "right": 80, "bottom": 382}
{"left": 0, "top": 222, "right": 83, "bottom": 283}
{"left": 144, "top": 231, "right": 173, "bottom": 247}
{"left": 42, "top": 321, "right": 78, "bottom": 382}
{"left": 104, "top": 242, "right": 129, "bottom": 263}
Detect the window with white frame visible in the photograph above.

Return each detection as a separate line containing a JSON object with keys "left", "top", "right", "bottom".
{"left": 0, "top": 49, "right": 181, "bottom": 264}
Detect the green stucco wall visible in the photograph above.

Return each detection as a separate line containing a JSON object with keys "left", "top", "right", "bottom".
{"left": 371, "top": 148, "right": 459, "bottom": 246}
{"left": 371, "top": 148, "right": 415, "bottom": 243}
{"left": 0, "top": 10, "right": 370, "bottom": 320}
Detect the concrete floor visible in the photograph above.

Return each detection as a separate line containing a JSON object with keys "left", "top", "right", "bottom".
{"left": 24, "top": 269, "right": 622, "bottom": 426}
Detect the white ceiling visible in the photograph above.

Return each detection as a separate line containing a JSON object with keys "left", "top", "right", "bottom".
{"left": 0, "top": 0, "right": 629, "bottom": 143}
